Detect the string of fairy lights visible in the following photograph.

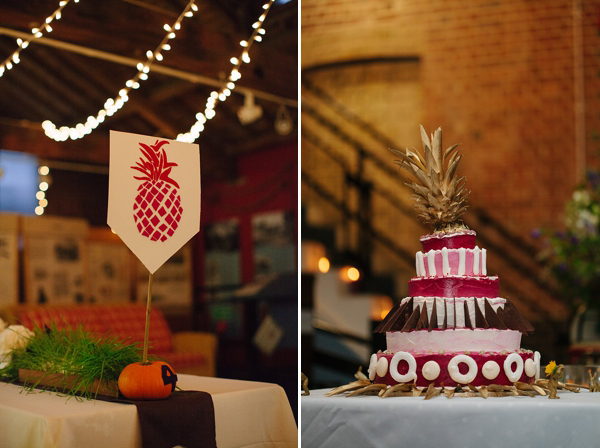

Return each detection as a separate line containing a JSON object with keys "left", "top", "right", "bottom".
{"left": 0, "top": 0, "right": 80, "bottom": 78}
{"left": 176, "top": 0, "right": 275, "bottom": 143}
{"left": 36, "top": 0, "right": 276, "bottom": 142}
{"left": 1, "top": 0, "right": 278, "bottom": 215}
{"left": 35, "top": 165, "right": 51, "bottom": 216}
{"left": 41, "top": 0, "right": 200, "bottom": 142}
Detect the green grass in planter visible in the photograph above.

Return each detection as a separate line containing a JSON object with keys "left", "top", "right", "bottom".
{"left": 0, "top": 324, "right": 143, "bottom": 399}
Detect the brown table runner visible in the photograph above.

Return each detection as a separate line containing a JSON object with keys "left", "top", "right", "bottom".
{"left": 131, "top": 390, "right": 217, "bottom": 448}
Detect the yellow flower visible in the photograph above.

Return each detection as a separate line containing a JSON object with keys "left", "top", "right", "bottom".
{"left": 545, "top": 360, "right": 557, "bottom": 376}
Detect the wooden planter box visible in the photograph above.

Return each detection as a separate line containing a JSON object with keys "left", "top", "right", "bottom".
{"left": 19, "top": 369, "right": 119, "bottom": 398}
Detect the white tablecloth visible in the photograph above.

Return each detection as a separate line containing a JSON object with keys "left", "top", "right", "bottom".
{"left": 0, "top": 374, "right": 297, "bottom": 448}
{"left": 301, "top": 388, "right": 600, "bottom": 448}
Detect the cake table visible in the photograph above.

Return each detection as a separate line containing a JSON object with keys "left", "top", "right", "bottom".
{"left": 301, "top": 389, "right": 600, "bottom": 448}
{"left": 0, "top": 374, "right": 297, "bottom": 448}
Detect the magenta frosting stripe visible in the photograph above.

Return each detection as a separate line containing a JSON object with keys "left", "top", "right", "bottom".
{"left": 421, "top": 233, "right": 476, "bottom": 251}
{"left": 408, "top": 276, "right": 499, "bottom": 298}
{"left": 375, "top": 351, "right": 534, "bottom": 388}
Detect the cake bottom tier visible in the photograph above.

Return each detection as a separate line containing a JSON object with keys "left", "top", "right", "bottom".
{"left": 368, "top": 350, "right": 540, "bottom": 388}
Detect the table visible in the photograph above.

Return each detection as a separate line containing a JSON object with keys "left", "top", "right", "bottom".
{"left": 0, "top": 374, "right": 297, "bottom": 448}
{"left": 301, "top": 388, "right": 600, "bottom": 448}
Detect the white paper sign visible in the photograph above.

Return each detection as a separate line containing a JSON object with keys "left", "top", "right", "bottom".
{"left": 253, "top": 314, "right": 284, "bottom": 356}
{"left": 108, "top": 131, "right": 200, "bottom": 274}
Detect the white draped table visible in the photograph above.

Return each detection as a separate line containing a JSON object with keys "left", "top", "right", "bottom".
{"left": 301, "top": 388, "right": 600, "bottom": 448}
{"left": 0, "top": 374, "right": 297, "bottom": 448}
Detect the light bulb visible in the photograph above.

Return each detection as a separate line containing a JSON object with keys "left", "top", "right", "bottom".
{"left": 318, "top": 257, "right": 330, "bottom": 274}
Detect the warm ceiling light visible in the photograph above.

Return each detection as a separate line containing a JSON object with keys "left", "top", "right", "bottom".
{"left": 237, "top": 92, "right": 262, "bottom": 125}
{"left": 318, "top": 257, "right": 330, "bottom": 274}
{"left": 340, "top": 266, "right": 360, "bottom": 282}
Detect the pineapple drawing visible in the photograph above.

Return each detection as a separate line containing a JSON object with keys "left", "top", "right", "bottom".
{"left": 131, "top": 139, "right": 183, "bottom": 242}
{"left": 390, "top": 125, "right": 469, "bottom": 234}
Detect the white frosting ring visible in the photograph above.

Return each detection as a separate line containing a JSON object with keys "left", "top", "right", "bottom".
{"left": 504, "top": 353, "right": 524, "bottom": 382}
{"left": 368, "top": 354, "right": 378, "bottom": 381}
{"left": 448, "top": 355, "right": 478, "bottom": 384}
{"left": 422, "top": 360, "right": 441, "bottom": 381}
{"left": 482, "top": 360, "right": 500, "bottom": 380}
{"left": 376, "top": 357, "right": 389, "bottom": 378}
{"left": 534, "top": 351, "right": 541, "bottom": 381}
{"left": 524, "top": 358, "right": 537, "bottom": 377}
{"left": 389, "top": 351, "right": 417, "bottom": 383}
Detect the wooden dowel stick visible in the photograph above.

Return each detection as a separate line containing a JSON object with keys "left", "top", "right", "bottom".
{"left": 142, "top": 272, "right": 153, "bottom": 364}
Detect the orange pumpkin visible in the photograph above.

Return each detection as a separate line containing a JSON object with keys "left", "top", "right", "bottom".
{"left": 118, "top": 361, "right": 178, "bottom": 400}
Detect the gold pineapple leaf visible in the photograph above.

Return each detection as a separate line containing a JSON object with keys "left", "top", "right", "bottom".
{"left": 390, "top": 125, "right": 470, "bottom": 233}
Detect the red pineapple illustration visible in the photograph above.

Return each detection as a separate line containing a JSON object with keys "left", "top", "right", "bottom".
{"left": 131, "top": 140, "right": 183, "bottom": 242}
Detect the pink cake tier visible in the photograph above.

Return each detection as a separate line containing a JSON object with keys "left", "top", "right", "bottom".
{"left": 408, "top": 276, "right": 499, "bottom": 298}
{"left": 415, "top": 246, "right": 487, "bottom": 278}
{"left": 386, "top": 328, "right": 522, "bottom": 353}
{"left": 368, "top": 350, "right": 540, "bottom": 388}
{"left": 420, "top": 230, "right": 476, "bottom": 251}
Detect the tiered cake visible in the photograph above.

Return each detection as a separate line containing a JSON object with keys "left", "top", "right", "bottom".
{"left": 367, "top": 126, "right": 540, "bottom": 389}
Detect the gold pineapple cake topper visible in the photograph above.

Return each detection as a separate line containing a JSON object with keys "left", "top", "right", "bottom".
{"left": 390, "top": 125, "right": 470, "bottom": 234}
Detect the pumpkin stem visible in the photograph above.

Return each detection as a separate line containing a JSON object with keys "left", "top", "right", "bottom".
{"left": 142, "top": 272, "right": 153, "bottom": 364}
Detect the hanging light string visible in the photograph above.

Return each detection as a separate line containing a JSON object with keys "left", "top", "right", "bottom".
{"left": 176, "top": 0, "right": 275, "bottom": 143}
{"left": 41, "top": 0, "right": 199, "bottom": 142}
{"left": 0, "top": 0, "right": 79, "bottom": 78}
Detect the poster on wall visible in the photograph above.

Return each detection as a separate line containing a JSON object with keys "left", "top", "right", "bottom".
{"left": 0, "top": 214, "right": 19, "bottom": 307}
{"left": 204, "top": 218, "right": 241, "bottom": 288}
{"left": 88, "top": 241, "right": 132, "bottom": 304}
{"left": 252, "top": 211, "right": 295, "bottom": 280}
{"left": 135, "top": 244, "right": 192, "bottom": 307}
{"left": 204, "top": 218, "right": 241, "bottom": 336}
{"left": 22, "top": 216, "right": 88, "bottom": 305}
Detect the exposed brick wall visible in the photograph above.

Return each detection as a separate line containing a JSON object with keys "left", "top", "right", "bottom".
{"left": 301, "top": 0, "right": 600, "bottom": 325}
{"left": 303, "top": 0, "right": 600, "bottom": 232}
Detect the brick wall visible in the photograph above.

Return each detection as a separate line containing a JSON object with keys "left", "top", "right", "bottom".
{"left": 303, "top": 0, "right": 600, "bottom": 234}
{"left": 301, "top": 0, "right": 600, "bottom": 327}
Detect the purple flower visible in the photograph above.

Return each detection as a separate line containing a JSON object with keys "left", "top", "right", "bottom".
{"left": 587, "top": 170, "right": 600, "bottom": 189}
{"left": 531, "top": 228, "right": 542, "bottom": 239}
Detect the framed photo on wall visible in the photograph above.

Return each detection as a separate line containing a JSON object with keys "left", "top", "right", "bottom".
{"left": 252, "top": 210, "right": 295, "bottom": 280}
